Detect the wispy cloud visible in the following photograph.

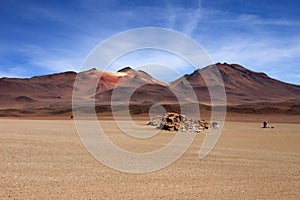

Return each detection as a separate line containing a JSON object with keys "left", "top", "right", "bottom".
{"left": 0, "top": 66, "right": 28, "bottom": 78}
{"left": 108, "top": 49, "right": 195, "bottom": 82}
{"left": 81, "top": 28, "right": 213, "bottom": 77}
{"left": 0, "top": 0, "right": 299, "bottom": 85}
{"left": 205, "top": 33, "right": 300, "bottom": 84}
{"left": 164, "top": 0, "right": 204, "bottom": 35}
{"left": 216, "top": 13, "right": 300, "bottom": 27}
{"left": 17, "top": 44, "right": 83, "bottom": 72}
{"left": 209, "top": 37, "right": 300, "bottom": 67}
{"left": 182, "top": 0, "right": 202, "bottom": 35}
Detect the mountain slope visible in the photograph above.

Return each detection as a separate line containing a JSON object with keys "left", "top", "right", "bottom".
{"left": 0, "top": 63, "right": 300, "bottom": 116}
{"left": 170, "top": 63, "right": 300, "bottom": 104}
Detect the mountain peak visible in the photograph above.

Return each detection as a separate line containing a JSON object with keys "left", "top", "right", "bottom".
{"left": 137, "top": 70, "right": 153, "bottom": 78}
{"left": 216, "top": 62, "right": 249, "bottom": 71}
{"left": 117, "top": 66, "right": 133, "bottom": 73}
{"left": 89, "top": 67, "right": 97, "bottom": 71}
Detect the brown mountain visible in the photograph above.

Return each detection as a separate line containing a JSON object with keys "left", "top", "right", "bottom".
{"left": 0, "top": 63, "right": 299, "bottom": 117}
{"left": 171, "top": 63, "right": 300, "bottom": 104}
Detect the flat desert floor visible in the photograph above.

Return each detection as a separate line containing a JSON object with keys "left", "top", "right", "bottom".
{"left": 1, "top": 119, "right": 300, "bottom": 199}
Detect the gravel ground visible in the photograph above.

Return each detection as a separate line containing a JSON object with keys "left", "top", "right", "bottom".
{"left": 0, "top": 119, "right": 299, "bottom": 199}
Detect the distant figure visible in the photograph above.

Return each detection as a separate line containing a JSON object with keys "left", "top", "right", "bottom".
{"left": 263, "top": 121, "right": 268, "bottom": 128}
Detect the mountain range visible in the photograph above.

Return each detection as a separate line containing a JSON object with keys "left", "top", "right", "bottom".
{"left": 1, "top": 63, "right": 300, "bottom": 117}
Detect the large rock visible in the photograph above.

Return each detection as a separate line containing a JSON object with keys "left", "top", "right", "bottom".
{"left": 147, "top": 112, "right": 219, "bottom": 132}
{"left": 159, "top": 112, "right": 186, "bottom": 131}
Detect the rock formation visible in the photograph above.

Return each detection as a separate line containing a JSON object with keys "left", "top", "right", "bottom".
{"left": 147, "top": 112, "right": 219, "bottom": 132}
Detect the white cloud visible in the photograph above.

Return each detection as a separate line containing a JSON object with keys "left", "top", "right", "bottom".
{"left": 16, "top": 44, "right": 83, "bottom": 73}
{"left": 205, "top": 36, "right": 300, "bottom": 84}
{"left": 81, "top": 28, "right": 213, "bottom": 77}
{"left": 0, "top": 66, "right": 28, "bottom": 78}
{"left": 208, "top": 37, "right": 300, "bottom": 69}
{"left": 182, "top": 0, "right": 202, "bottom": 35}
{"left": 107, "top": 49, "right": 195, "bottom": 81}
{"left": 1, "top": 1, "right": 299, "bottom": 85}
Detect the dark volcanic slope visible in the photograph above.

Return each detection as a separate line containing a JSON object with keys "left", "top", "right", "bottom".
{"left": 0, "top": 63, "right": 300, "bottom": 116}
{"left": 170, "top": 63, "right": 300, "bottom": 104}
{"left": 216, "top": 63, "right": 300, "bottom": 103}
{"left": 0, "top": 71, "right": 77, "bottom": 107}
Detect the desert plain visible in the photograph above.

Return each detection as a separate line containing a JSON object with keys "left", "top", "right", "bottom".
{"left": 1, "top": 114, "right": 300, "bottom": 199}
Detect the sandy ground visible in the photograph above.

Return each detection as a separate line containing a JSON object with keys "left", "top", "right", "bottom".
{"left": 0, "top": 119, "right": 300, "bottom": 199}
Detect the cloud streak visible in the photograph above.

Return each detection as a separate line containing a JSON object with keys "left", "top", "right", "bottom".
{"left": 0, "top": 0, "right": 299, "bottom": 85}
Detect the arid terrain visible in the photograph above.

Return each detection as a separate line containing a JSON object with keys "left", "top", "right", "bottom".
{"left": 1, "top": 63, "right": 300, "bottom": 199}
{"left": 1, "top": 0, "right": 300, "bottom": 198}
{"left": 1, "top": 117, "right": 299, "bottom": 199}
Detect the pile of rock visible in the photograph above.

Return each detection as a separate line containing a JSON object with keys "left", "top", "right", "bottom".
{"left": 147, "top": 112, "right": 220, "bottom": 133}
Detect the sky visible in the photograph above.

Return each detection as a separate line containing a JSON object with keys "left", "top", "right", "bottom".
{"left": 0, "top": 0, "right": 299, "bottom": 84}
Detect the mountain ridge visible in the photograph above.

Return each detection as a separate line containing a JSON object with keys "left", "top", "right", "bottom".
{"left": 1, "top": 63, "right": 300, "bottom": 117}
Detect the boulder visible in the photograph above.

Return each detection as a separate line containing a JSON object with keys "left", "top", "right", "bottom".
{"left": 147, "top": 112, "right": 220, "bottom": 132}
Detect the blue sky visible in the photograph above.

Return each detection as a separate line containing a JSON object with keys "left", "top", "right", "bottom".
{"left": 0, "top": 0, "right": 299, "bottom": 84}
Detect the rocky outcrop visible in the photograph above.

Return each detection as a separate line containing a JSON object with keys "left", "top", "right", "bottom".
{"left": 147, "top": 112, "right": 219, "bottom": 132}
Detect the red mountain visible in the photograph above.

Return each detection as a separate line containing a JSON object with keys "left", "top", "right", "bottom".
{"left": 171, "top": 63, "right": 300, "bottom": 104}
{"left": 0, "top": 63, "right": 299, "bottom": 116}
